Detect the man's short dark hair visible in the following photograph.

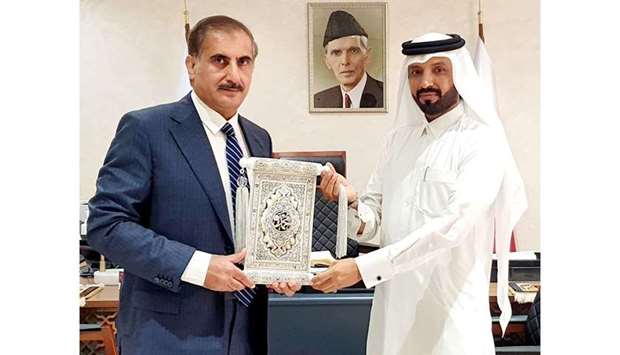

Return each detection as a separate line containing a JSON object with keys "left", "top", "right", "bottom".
{"left": 187, "top": 15, "right": 258, "bottom": 58}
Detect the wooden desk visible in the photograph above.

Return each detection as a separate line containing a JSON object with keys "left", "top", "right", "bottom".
{"left": 80, "top": 278, "right": 120, "bottom": 334}
{"left": 79, "top": 278, "right": 536, "bottom": 348}
{"left": 489, "top": 283, "right": 535, "bottom": 316}
{"left": 81, "top": 279, "right": 523, "bottom": 310}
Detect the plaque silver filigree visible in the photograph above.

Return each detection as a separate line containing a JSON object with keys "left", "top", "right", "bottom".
{"left": 260, "top": 184, "right": 301, "bottom": 257}
{"left": 241, "top": 158, "right": 323, "bottom": 285}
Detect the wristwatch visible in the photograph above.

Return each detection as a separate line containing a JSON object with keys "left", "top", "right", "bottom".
{"left": 348, "top": 198, "right": 359, "bottom": 209}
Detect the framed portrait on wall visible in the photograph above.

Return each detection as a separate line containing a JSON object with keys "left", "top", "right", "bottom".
{"left": 308, "top": 2, "right": 387, "bottom": 113}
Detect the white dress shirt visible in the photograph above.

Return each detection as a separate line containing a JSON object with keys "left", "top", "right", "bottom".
{"left": 340, "top": 72, "right": 368, "bottom": 108}
{"left": 347, "top": 102, "right": 505, "bottom": 354}
{"left": 180, "top": 91, "right": 251, "bottom": 287}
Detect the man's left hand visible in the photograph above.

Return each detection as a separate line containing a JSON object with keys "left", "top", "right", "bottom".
{"left": 269, "top": 282, "right": 302, "bottom": 297}
{"left": 311, "top": 259, "right": 362, "bottom": 293}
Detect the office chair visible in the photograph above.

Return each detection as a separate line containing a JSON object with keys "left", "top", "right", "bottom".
{"left": 272, "top": 151, "right": 358, "bottom": 258}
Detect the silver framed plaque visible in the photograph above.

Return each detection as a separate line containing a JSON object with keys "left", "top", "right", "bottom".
{"left": 240, "top": 158, "right": 324, "bottom": 285}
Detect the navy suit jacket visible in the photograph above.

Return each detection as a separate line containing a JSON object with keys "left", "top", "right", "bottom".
{"left": 87, "top": 93, "right": 272, "bottom": 355}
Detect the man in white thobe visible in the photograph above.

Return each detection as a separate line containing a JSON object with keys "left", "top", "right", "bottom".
{"left": 311, "top": 33, "right": 527, "bottom": 355}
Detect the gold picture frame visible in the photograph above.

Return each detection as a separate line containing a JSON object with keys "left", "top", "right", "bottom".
{"left": 308, "top": 2, "right": 388, "bottom": 113}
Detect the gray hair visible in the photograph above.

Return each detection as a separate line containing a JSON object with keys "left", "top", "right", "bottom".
{"left": 188, "top": 15, "right": 258, "bottom": 58}
{"left": 324, "top": 35, "right": 368, "bottom": 54}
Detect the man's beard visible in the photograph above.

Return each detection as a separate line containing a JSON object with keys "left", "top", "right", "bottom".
{"left": 413, "top": 85, "right": 459, "bottom": 117}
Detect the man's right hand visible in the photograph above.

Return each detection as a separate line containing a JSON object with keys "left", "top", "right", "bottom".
{"left": 203, "top": 249, "right": 255, "bottom": 292}
{"left": 319, "top": 162, "right": 357, "bottom": 204}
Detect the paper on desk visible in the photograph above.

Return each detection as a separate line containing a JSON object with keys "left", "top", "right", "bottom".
{"left": 492, "top": 251, "right": 538, "bottom": 260}
{"left": 310, "top": 250, "right": 336, "bottom": 267}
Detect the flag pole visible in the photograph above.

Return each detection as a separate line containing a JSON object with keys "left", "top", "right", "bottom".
{"left": 475, "top": 0, "right": 518, "bottom": 251}
{"left": 478, "top": 0, "right": 485, "bottom": 42}
{"left": 184, "top": 0, "right": 190, "bottom": 44}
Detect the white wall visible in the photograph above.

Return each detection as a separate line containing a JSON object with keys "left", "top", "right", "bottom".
{"left": 80, "top": 0, "right": 539, "bottom": 250}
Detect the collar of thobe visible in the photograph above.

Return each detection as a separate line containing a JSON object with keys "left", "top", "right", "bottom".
{"left": 340, "top": 72, "right": 368, "bottom": 107}
{"left": 421, "top": 101, "right": 464, "bottom": 138}
{"left": 191, "top": 90, "right": 240, "bottom": 134}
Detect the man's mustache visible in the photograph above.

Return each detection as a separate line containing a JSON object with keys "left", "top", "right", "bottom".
{"left": 218, "top": 82, "right": 244, "bottom": 91}
{"left": 416, "top": 87, "right": 442, "bottom": 99}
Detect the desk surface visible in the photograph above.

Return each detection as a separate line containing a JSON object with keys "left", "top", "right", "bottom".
{"left": 81, "top": 277, "right": 119, "bottom": 309}
{"left": 80, "top": 277, "right": 536, "bottom": 309}
{"left": 80, "top": 278, "right": 537, "bottom": 348}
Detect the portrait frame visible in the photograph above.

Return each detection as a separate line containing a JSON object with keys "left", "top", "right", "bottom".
{"left": 308, "top": 2, "right": 387, "bottom": 113}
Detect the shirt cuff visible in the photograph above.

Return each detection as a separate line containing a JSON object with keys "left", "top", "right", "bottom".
{"left": 355, "top": 247, "right": 394, "bottom": 288}
{"left": 347, "top": 207, "right": 362, "bottom": 238}
{"left": 347, "top": 201, "right": 376, "bottom": 238}
{"left": 357, "top": 201, "right": 375, "bottom": 229}
{"left": 180, "top": 250, "right": 212, "bottom": 287}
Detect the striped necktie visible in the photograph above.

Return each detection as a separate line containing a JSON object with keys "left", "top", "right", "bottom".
{"left": 221, "top": 122, "right": 256, "bottom": 307}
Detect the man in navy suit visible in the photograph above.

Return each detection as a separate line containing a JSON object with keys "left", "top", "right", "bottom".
{"left": 88, "top": 15, "right": 299, "bottom": 355}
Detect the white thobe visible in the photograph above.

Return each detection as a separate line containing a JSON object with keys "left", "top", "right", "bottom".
{"left": 350, "top": 102, "right": 505, "bottom": 355}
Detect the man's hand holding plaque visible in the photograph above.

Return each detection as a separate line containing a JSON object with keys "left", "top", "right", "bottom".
{"left": 311, "top": 163, "right": 364, "bottom": 293}
{"left": 311, "top": 258, "right": 362, "bottom": 293}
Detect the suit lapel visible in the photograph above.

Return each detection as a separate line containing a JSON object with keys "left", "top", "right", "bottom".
{"left": 168, "top": 94, "right": 234, "bottom": 244}
{"left": 334, "top": 88, "right": 343, "bottom": 108}
{"left": 238, "top": 115, "right": 269, "bottom": 158}
{"left": 361, "top": 75, "right": 383, "bottom": 108}
{"left": 361, "top": 76, "right": 376, "bottom": 108}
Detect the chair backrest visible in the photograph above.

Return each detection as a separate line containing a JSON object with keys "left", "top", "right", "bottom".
{"left": 525, "top": 291, "right": 541, "bottom": 345}
{"left": 272, "top": 151, "right": 346, "bottom": 178}
{"left": 272, "top": 151, "right": 358, "bottom": 258}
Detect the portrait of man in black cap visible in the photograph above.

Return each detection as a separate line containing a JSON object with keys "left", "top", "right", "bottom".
{"left": 310, "top": 6, "right": 386, "bottom": 111}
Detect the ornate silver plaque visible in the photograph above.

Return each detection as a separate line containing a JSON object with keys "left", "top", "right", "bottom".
{"left": 240, "top": 158, "right": 323, "bottom": 285}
